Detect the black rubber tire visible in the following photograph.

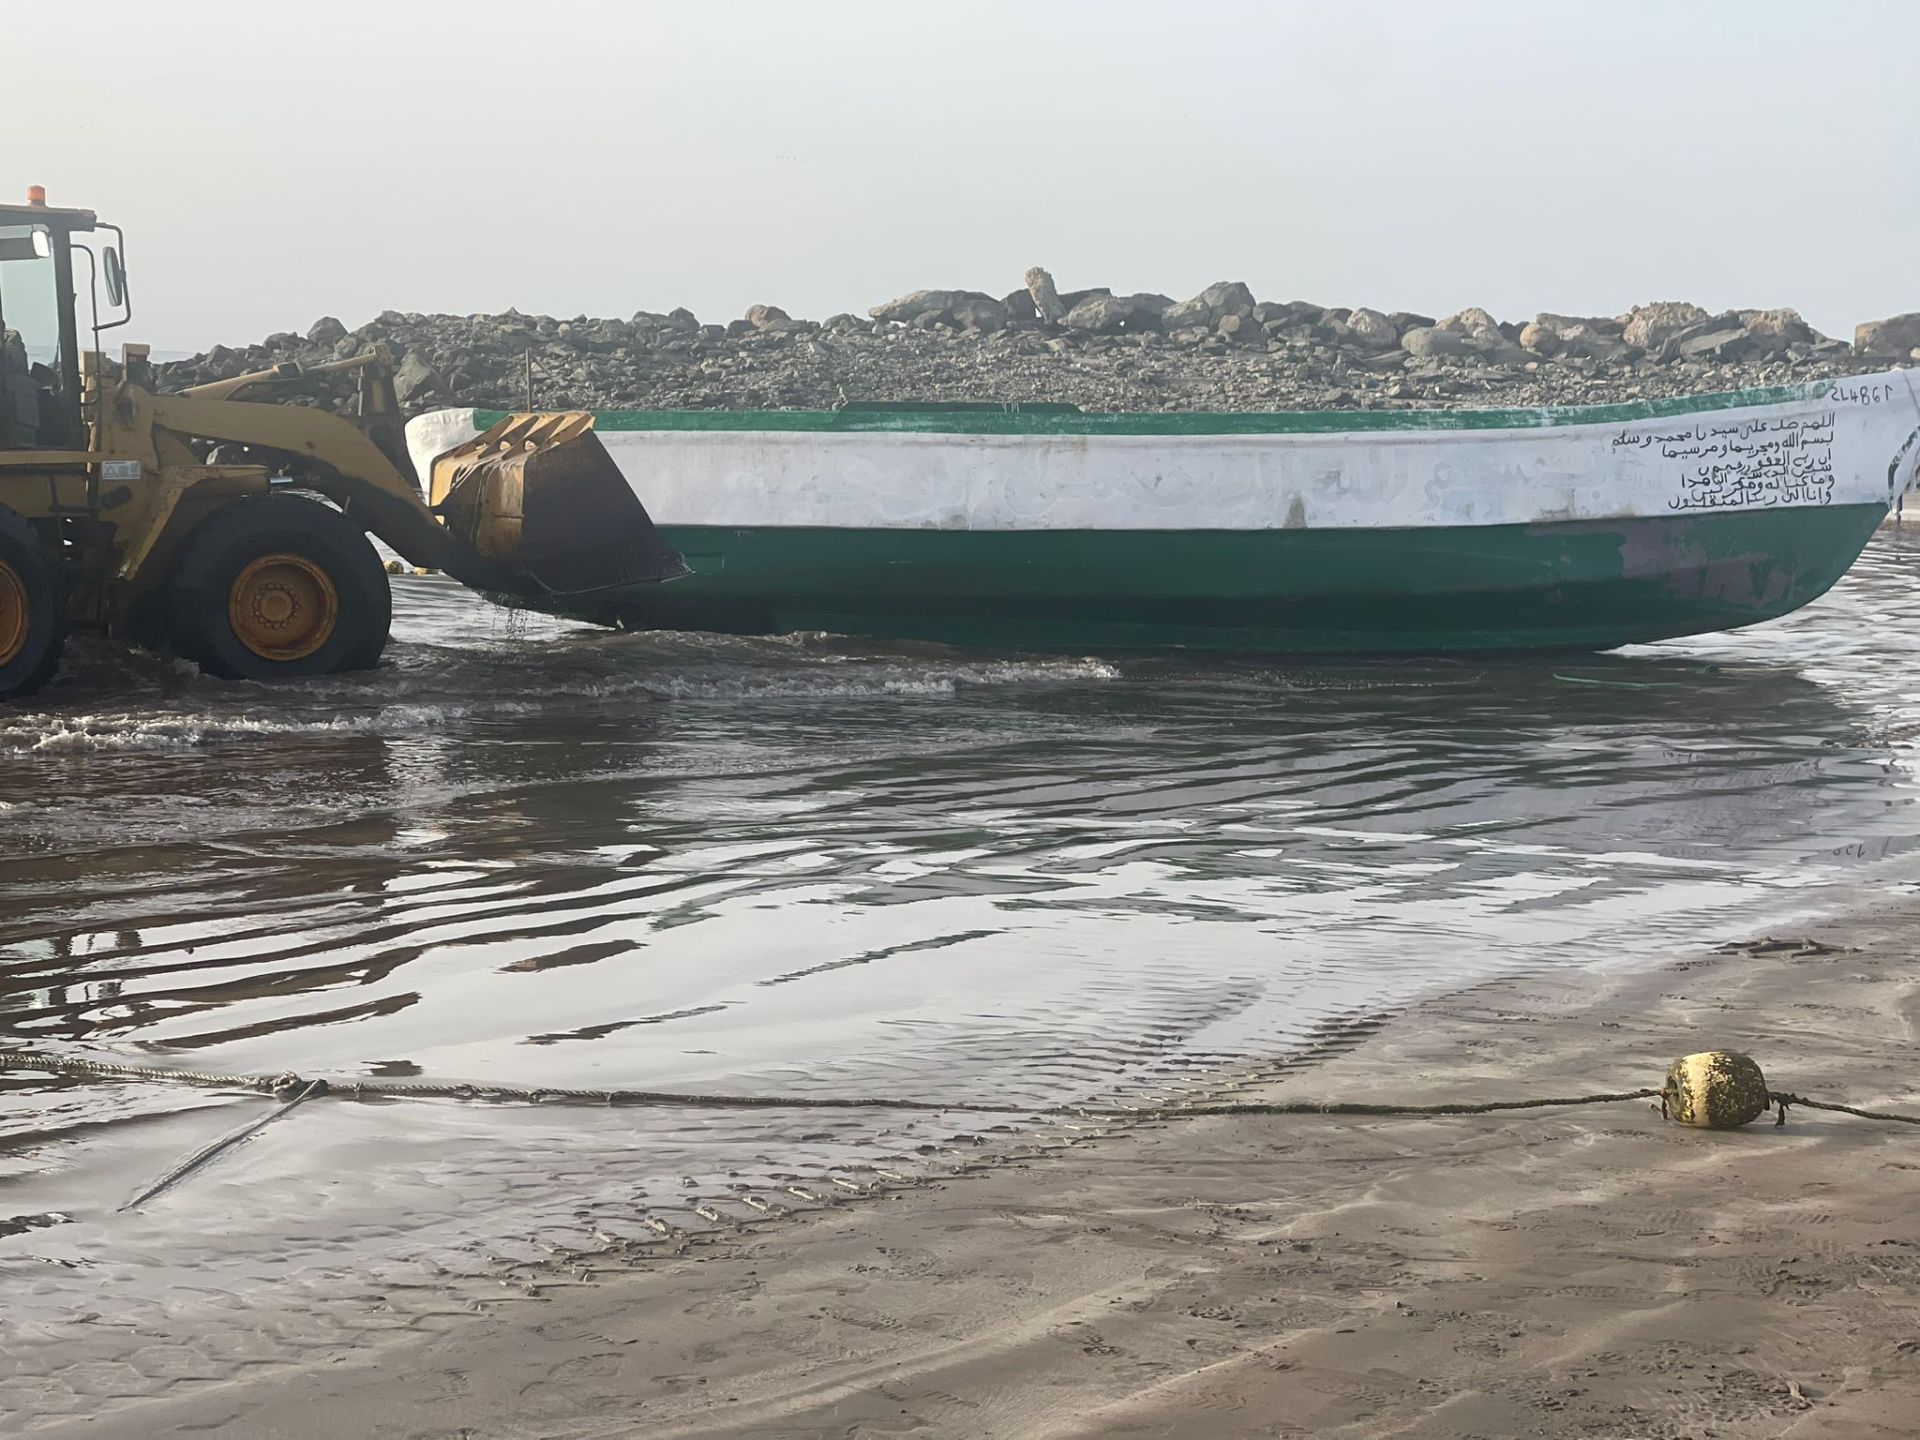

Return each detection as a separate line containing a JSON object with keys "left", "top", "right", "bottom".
{"left": 0, "top": 506, "right": 64, "bottom": 702}
{"left": 169, "top": 495, "right": 391, "bottom": 680}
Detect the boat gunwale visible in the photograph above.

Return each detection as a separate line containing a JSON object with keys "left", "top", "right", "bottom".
{"left": 470, "top": 371, "right": 1919, "bottom": 438}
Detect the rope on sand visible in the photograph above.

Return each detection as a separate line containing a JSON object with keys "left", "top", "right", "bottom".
{"left": 1162, "top": 1092, "right": 1661, "bottom": 1117}
{"left": 2, "top": 1052, "right": 1039, "bottom": 1113}
{"left": 0, "top": 1050, "right": 1728, "bottom": 1120}
{"left": 14, "top": 1049, "right": 1913, "bottom": 1213}
{"left": 1768, "top": 1092, "right": 1920, "bottom": 1127}
{"left": 3, "top": 1049, "right": 1662, "bottom": 1116}
{"left": 8, "top": 1050, "right": 1916, "bottom": 1126}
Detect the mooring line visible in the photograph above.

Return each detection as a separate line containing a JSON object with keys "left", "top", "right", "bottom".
{"left": 9, "top": 1050, "right": 1917, "bottom": 1128}
{"left": 1165, "top": 1091, "right": 1662, "bottom": 1117}
{"left": 0, "top": 1050, "right": 1656, "bottom": 1120}
{"left": 4, "top": 1052, "right": 1039, "bottom": 1113}
{"left": 1769, "top": 1092, "right": 1920, "bottom": 1127}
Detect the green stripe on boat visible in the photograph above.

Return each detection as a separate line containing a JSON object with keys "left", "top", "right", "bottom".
{"left": 473, "top": 377, "right": 1838, "bottom": 437}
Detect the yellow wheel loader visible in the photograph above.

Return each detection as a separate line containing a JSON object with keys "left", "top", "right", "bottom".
{"left": 0, "top": 188, "right": 685, "bottom": 701}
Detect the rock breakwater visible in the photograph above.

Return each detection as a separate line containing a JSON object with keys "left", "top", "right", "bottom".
{"left": 159, "top": 268, "right": 1918, "bottom": 416}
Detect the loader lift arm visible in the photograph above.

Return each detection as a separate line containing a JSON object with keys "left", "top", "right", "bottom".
{"left": 148, "top": 355, "right": 473, "bottom": 578}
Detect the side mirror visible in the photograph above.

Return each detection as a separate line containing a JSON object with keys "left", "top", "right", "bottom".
{"left": 103, "top": 246, "right": 126, "bottom": 308}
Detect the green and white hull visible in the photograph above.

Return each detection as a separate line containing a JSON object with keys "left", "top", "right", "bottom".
{"left": 408, "top": 373, "right": 1920, "bottom": 654}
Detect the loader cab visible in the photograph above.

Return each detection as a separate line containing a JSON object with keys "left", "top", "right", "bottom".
{"left": 0, "top": 190, "right": 124, "bottom": 453}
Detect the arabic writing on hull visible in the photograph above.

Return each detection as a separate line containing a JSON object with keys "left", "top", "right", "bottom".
{"left": 1611, "top": 413, "right": 1837, "bottom": 511}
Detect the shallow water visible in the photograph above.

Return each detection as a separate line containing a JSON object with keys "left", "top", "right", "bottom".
{"left": 3, "top": 532, "right": 1918, "bottom": 1414}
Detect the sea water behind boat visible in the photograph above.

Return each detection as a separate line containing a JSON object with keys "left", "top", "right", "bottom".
{"left": 407, "top": 371, "right": 1920, "bottom": 653}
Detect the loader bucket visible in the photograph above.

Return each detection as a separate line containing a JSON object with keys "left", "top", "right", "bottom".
{"left": 428, "top": 413, "right": 689, "bottom": 599}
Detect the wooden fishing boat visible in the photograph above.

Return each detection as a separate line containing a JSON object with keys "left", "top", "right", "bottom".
{"left": 407, "top": 371, "right": 1920, "bottom": 653}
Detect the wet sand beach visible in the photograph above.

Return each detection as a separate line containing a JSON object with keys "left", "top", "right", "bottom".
{"left": 5, "top": 536, "right": 1919, "bottom": 1435}
{"left": 36, "top": 891, "right": 1920, "bottom": 1440}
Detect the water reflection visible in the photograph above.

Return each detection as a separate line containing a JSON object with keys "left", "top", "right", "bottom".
{"left": 0, "top": 537, "right": 1915, "bottom": 1409}
{"left": 3, "top": 556, "right": 1915, "bottom": 1093}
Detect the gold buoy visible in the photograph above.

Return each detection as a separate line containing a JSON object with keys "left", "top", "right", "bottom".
{"left": 1661, "top": 1050, "right": 1772, "bottom": 1129}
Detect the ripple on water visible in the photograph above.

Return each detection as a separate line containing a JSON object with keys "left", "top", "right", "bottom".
{"left": 2, "top": 537, "right": 1918, "bottom": 1416}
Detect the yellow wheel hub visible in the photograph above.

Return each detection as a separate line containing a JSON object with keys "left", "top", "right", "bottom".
{"left": 0, "top": 560, "right": 29, "bottom": 667}
{"left": 228, "top": 553, "right": 339, "bottom": 662}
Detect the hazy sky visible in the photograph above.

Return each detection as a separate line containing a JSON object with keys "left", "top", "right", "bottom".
{"left": 17, "top": 0, "right": 1918, "bottom": 353}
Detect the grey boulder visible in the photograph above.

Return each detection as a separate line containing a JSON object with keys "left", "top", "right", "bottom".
{"left": 1065, "top": 294, "right": 1136, "bottom": 334}
{"left": 1622, "top": 301, "right": 1710, "bottom": 352}
{"left": 1344, "top": 306, "right": 1399, "bottom": 351}
{"left": 1855, "top": 312, "right": 1920, "bottom": 356}
{"left": 1401, "top": 325, "right": 1467, "bottom": 358}
{"left": 870, "top": 289, "right": 961, "bottom": 325}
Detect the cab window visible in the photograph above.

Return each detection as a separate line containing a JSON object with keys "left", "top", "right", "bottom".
{"left": 0, "top": 223, "right": 73, "bottom": 448}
